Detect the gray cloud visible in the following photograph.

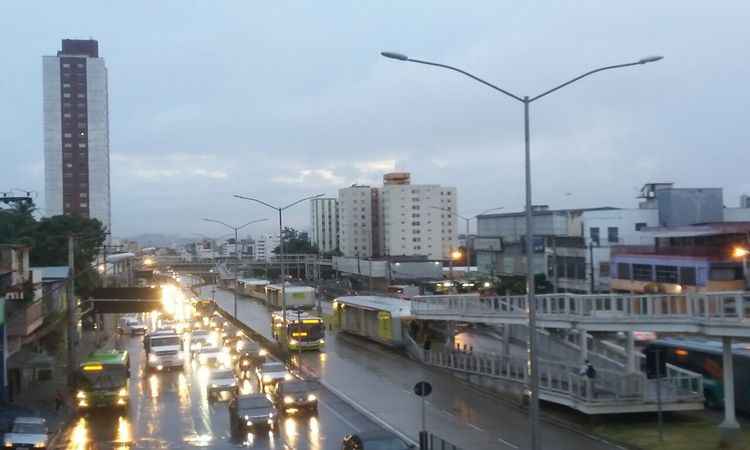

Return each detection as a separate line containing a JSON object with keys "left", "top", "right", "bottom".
{"left": 1, "top": 1, "right": 749, "bottom": 237}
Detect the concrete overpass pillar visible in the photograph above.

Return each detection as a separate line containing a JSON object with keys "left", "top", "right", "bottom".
{"left": 502, "top": 324, "right": 510, "bottom": 357}
{"left": 625, "top": 331, "right": 636, "bottom": 372}
{"left": 720, "top": 336, "right": 741, "bottom": 443}
{"left": 579, "top": 330, "right": 588, "bottom": 365}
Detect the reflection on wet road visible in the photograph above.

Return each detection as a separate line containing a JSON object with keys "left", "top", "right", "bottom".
{"left": 54, "top": 327, "right": 385, "bottom": 449}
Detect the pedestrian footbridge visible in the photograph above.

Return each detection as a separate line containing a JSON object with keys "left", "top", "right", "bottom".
{"left": 411, "top": 292, "right": 750, "bottom": 337}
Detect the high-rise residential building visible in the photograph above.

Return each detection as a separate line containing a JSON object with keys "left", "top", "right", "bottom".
{"left": 337, "top": 173, "right": 458, "bottom": 260}
{"left": 380, "top": 173, "right": 457, "bottom": 260}
{"left": 338, "top": 186, "right": 378, "bottom": 258}
{"left": 43, "top": 39, "right": 111, "bottom": 232}
{"left": 253, "top": 234, "right": 280, "bottom": 261}
{"left": 310, "top": 198, "right": 339, "bottom": 254}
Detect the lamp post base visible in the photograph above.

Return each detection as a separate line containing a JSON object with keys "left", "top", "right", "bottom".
{"left": 719, "top": 422, "right": 743, "bottom": 449}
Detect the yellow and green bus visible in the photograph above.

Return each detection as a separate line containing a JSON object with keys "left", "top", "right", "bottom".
{"left": 74, "top": 350, "right": 130, "bottom": 412}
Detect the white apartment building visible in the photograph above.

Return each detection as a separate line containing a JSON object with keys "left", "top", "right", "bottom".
{"left": 43, "top": 39, "right": 111, "bottom": 233}
{"left": 338, "top": 186, "right": 377, "bottom": 258}
{"left": 310, "top": 198, "right": 339, "bottom": 253}
{"left": 253, "top": 234, "right": 280, "bottom": 261}
{"left": 381, "top": 181, "right": 457, "bottom": 260}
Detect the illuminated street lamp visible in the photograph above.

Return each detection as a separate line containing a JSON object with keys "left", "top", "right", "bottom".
{"left": 143, "top": 257, "right": 154, "bottom": 267}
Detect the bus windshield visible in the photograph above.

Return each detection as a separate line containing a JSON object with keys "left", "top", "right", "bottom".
{"left": 151, "top": 336, "right": 180, "bottom": 347}
{"left": 289, "top": 321, "right": 324, "bottom": 341}
{"left": 78, "top": 366, "right": 128, "bottom": 390}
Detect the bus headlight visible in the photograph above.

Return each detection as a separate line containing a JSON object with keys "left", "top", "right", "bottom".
{"left": 289, "top": 339, "right": 298, "bottom": 346}
{"left": 259, "top": 349, "right": 268, "bottom": 357}
{"left": 307, "top": 394, "right": 316, "bottom": 402}
{"left": 76, "top": 390, "right": 87, "bottom": 399}
{"left": 177, "top": 351, "right": 185, "bottom": 360}
{"left": 118, "top": 388, "right": 128, "bottom": 397}
{"left": 262, "top": 375, "right": 272, "bottom": 382}
{"left": 319, "top": 339, "right": 325, "bottom": 344}
{"left": 284, "top": 396, "right": 294, "bottom": 404}
{"left": 149, "top": 354, "right": 159, "bottom": 364}
{"left": 34, "top": 442, "right": 46, "bottom": 448}
{"left": 284, "top": 373, "right": 292, "bottom": 381}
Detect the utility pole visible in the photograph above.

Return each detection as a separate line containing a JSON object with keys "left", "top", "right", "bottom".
{"left": 66, "top": 234, "right": 76, "bottom": 386}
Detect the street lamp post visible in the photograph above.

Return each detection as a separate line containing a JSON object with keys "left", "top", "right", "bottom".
{"left": 382, "top": 50, "right": 662, "bottom": 450}
{"left": 233, "top": 194, "right": 325, "bottom": 337}
{"left": 430, "top": 206, "right": 504, "bottom": 275}
{"left": 202, "top": 218, "right": 269, "bottom": 319}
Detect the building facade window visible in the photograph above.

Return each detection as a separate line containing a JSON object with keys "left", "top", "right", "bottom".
{"left": 679, "top": 267, "right": 696, "bottom": 285}
{"left": 599, "top": 262, "right": 610, "bottom": 277}
{"left": 633, "top": 264, "right": 653, "bottom": 282}
{"left": 655, "top": 265, "right": 679, "bottom": 283}
{"left": 635, "top": 222, "right": 647, "bottom": 231}
{"left": 617, "top": 263, "right": 631, "bottom": 280}
{"left": 590, "top": 227, "right": 600, "bottom": 246}
{"left": 607, "top": 227, "right": 619, "bottom": 243}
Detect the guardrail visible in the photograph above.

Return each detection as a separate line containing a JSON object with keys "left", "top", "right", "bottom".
{"left": 412, "top": 292, "right": 750, "bottom": 335}
{"left": 406, "top": 333, "right": 703, "bottom": 412}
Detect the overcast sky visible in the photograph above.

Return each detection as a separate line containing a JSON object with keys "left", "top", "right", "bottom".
{"left": 2, "top": 1, "right": 749, "bottom": 239}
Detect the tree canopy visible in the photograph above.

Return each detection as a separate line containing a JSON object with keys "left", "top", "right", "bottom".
{"left": 272, "top": 227, "right": 318, "bottom": 254}
{"left": 0, "top": 202, "right": 107, "bottom": 296}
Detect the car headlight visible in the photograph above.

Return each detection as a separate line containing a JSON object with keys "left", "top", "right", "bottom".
{"left": 319, "top": 339, "right": 325, "bottom": 344}
{"left": 118, "top": 387, "right": 128, "bottom": 397}
{"left": 5, "top": 441, "right": 13, "bottom": 448}
{"left": 307, "top": 394, "right": 316, "bottom": 401}
{"left": 34, "top": 442, "right": 46, "bottom": 448}
{"left": 242, "top": 361, "right": 250, "bottom": 367}
{"left": 289, "top": 339, "right": 298, "bottom": 345}
{"left": 263, "top": 375, "right": 272, "bottom": 382}
{"left": 284, "top": 373, "right": 292, "bottom": 381}
{"left": 77, "top": 390, "right": 87, "bottom": 399}
{"left": 149, "top": 354, "right": 159, "bottom": 363}
{"left": 211, "top": 384, "right": 217, "bottom": 388}
{"left": 284, "top": 396, "right": 294, "bottom": 404}
{"left": 177, "top": 351, "right": 185, "bottom": 360}
{"left": 259, "top": 349, "right": 268, "bottom": 357}
{"left": 246, "top": 420, "right": 253, "bottom": 426}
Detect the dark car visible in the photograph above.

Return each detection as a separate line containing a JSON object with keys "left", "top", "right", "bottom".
{"left": 228, "top": 394, "right": 277, "bottom": 434}
{"left": 341, "top": 431, "right": 414, "bottom": 450}
{"left": 235, "top": 347, "right": 266, "bottom": 380}
{"left": 274, "top": 379, "right": 318, "bottom": 413}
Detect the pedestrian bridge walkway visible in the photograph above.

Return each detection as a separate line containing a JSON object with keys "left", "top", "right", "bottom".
{"left": 405, "top": 334, "right": 705, "bottom": 414}
{"left": 411, "top": 292, "right": 750, "bottom": 337}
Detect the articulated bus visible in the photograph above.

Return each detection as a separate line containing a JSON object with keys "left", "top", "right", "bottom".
{"left": 643, "top": 338, "right": 750, "bottom": 413}
{"left": 74, "top": 350, "right": 130, "bottom": 411}
{"left": 271, "top": 311, "right": 325, "bottom": 351}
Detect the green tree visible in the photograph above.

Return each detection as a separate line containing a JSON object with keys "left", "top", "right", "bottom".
{"left": 272, "top": 227, "right": 319, "bottom": 254}
{"left": 0, "top": 202, "right": 106, "bottom": 297}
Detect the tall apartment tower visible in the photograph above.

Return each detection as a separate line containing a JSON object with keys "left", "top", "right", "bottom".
{"left": 310, "top": 198, "right": 339, "bottom": 253}
{"left": 43, "top": 39, "right": 111, "bottom": 232}
{"left": 380, "top": 173, "right": 457, "bottom": 260}
{"left": 338, "top": 185, "right": 378, "bottom": 258}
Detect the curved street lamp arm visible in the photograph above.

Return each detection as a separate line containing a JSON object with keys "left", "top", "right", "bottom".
{"left": 529, "top": 61, "right": 646, "bottom": 103}
{"left": 202, "top": 218, "right": 235, "bottom": 231}
{"left": 233, "top": 195, "right": 280, "bottom": 211}
{"left": 237, "top": 218, "right": 269, "bottom": 231}
{"left": 407, "top": 57, "right": 524, "bottom": 103}
{"left": 281, "top": 193, "right": 326, "bottom": 211}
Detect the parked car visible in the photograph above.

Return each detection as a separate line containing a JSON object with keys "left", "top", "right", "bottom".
{"left": 3, "top": 417, "right": 49, "bottom": 449}
{"left": 228, "top": 394, "right": 277, "bottom": 434}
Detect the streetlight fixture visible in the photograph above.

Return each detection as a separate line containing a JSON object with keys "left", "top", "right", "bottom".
{"left": 202, "top": 217, "right": 269, "bottom": 318}
{"left": 233, "top": 193, "right": 325, "bottom": 337}
{"left": 430, "top": 206, "right": 504, "bottom": 275}
{"left": 382, "top": 50, "right": 662, "bottom": 450}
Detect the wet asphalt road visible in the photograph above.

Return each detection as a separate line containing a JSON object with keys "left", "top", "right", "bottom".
{"left": 52, "top": 322, "right": 391, "bottom": 449}
{"left": 199, "top": 285, "right": 619, "bottom": 450}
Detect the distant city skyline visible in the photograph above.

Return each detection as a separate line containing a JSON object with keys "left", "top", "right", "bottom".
{"left": 1, "top": 2, "right": 749, "bottom": 237}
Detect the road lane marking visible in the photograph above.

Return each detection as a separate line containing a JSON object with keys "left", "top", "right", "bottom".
{"left": 497, "top": 436, "right": 520, "bottom": 449}
{"left": 318, "top": 399, "right": 361, "bottom": 433}
{"left": 468, "top": 423, "right": 483, "bottom": 432}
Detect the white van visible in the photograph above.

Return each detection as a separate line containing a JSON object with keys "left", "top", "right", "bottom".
{"left": 118, "top": 316, "right": 148, "bottom": 335}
